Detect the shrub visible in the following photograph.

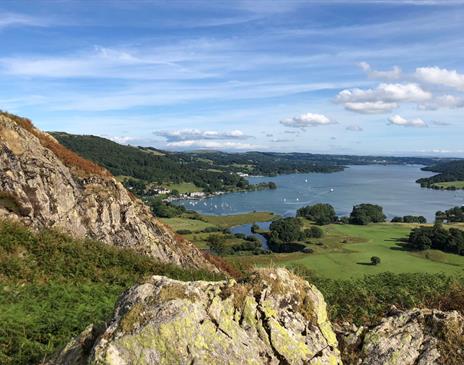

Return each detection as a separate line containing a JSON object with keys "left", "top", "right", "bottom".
{"left": 349, "top": 204, "right": 386, "bottom": 225}
{"left": 202, "top": 226, "right": 221, "bottom": 233}
{"left": 297, "top": 203, "right": 337, "bottom": 225}
{"left": 370, "top": 256, "right": 381, "bottom": 265}
{"left": 176, "top": 229, "right": 192, "bottom": 235}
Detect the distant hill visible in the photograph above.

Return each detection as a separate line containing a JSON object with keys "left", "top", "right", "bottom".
{"left": 51, "top": 132, "right": 444, "bottom": 193}
{"left": 417, "top": 160, "right": 464, "bottom": 188}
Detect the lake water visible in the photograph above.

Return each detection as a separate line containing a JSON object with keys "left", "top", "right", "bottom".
{"left": 175, "top": 165, "right": 464, "bottom": 222}
{"left": 229, "top": 222, "right": 271, "bottom": 250}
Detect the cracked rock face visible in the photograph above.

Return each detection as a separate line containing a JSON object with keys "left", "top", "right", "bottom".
{"left": 0, "top": 114, "right": 216, "bottom": 271}
{"left": 54, "top": 268, "right": 342, "bottom": 365}
{"left": 337, "top": 308, "right": 464, "bottom": 365}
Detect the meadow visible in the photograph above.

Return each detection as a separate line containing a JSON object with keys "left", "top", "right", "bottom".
{"left": 433, "top": 181, "right": 464, "bottom": 189}
{"left": 227, "top": 223, "right": 464, "bottom": 279}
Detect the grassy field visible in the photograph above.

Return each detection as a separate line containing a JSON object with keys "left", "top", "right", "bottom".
{"left": 433, "top": 181, "right": 464, "bottom": 189}
{"left": 228, "top": 223, "right": 464, "bottom": 279}
{"left": 159, "top": 217, "right": 216, "bottom": 232}
{"left": 202, "top": 211, "right": 277, "bottom": 228}
{"left": 162, "top": 182, "right": 202, "bottom": 193}
{"left": 160, "top": 211, "right": 278, "bottom": 250}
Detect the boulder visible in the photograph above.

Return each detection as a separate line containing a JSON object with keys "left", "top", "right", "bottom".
{"left": 54, "top": 268, "right": 342, "bottom": 365}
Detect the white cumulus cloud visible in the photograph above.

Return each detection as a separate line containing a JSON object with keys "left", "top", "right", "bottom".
{"left": 280, "top": 113, "right": 335, "bottom": 129}
{"left": 415, "top": 66, "right": 464, "bottom": 91}
{"left": 336, "top": 83, "right": 432, "bottom": 114}
{"left": 419, "top": 95, "right": 464, "bottom": 110}
{"left": 359, "top": 62, "right": 402, "bottom": 80}
{"left": 388, "top": 115, "right": 428, "bottom": 128}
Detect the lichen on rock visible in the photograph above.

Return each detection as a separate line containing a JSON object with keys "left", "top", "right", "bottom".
{"left": 54, "top": 268, "right": 342, "bottom": 365}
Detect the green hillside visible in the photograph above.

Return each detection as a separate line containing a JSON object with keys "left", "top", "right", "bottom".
{"left": 0, "top": 220, "right": 223, "bottom": 365}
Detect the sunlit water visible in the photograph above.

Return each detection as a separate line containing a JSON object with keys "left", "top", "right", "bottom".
{"left": 175, "top": 165, "right": 464, "bottom": 222}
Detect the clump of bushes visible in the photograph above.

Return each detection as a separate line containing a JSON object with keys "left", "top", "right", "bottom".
{"left": 297, "top": 203, "right": 337, "bottom": 225}
{"left": 304, "top": 226, "right": 324, "bottom": 239}
{"left": 176, "top": 229, "right": 192, "bottom": 235}
{"left": 408, "top": 223, "right": 464, "bottom": 255}
{"left": 349, "top": 204, "right": 386, "bottom": 225}
{"left": 391, "top": 215, "right": 426, "bottom": 223}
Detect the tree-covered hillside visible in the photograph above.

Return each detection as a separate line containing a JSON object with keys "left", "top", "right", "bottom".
{"left": 417, "top": 160, "right": 464, "bottom": 188}
{"left": 52, "top": 132, "right": 442, "bottom": 194}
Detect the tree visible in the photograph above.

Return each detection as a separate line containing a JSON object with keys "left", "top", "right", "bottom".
{"left": 269, "top": 217, "right": 304, "bottom": 244}
{"left": 296, "top": 203, "right": 337, "bottom": 225}
{"left": 370, "top": 256, "right": 381, "bottom": 265}
{"left": 391, "top": 216, "right": 403, "bottom": 223}
{"left": 349, "top": 204, "right": 386, "bottom": 225}
{"left": 268, "top": 182, "right": 277, "bottom": 189}
{"left": 305, "top": 226, "right": 323, "bottom": 238}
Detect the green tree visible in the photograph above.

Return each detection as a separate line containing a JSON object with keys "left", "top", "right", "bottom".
{"left": 304, "top": 226, "right": 323, "bottom": 239}
{"left": 370, "top": 256, "right": 381, "bottom": 265}
{"left": 349, "top": 204, "right": 386, "bottom": 225}
{"left": 269, "top": 217, "right": 303, "bottom": 244}
{"left": 296, "top": 203, "right": 336, "bottom": 225}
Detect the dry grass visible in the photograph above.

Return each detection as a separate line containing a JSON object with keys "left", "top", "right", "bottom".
{"left": 2, "top": 111, "right": 111, "bottom": 179}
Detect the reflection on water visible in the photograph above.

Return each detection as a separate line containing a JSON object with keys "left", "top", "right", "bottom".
{"left": 230, "top": 222, "right": 271, "bottom": 250}
{"left": 176, "top": 165, "right": 464, "bottom": 222}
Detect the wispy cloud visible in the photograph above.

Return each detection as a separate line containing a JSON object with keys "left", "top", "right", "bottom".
{"left": 155, "top": 129, "right": 251, "bottom": 142}
{"left": 0, "top": 12, "right": 46, "bottom": 29}
{"left": 165, "top": 140, "right": 259, "bottom": 150}
{"left": 359, "top": 62, "right": 402, "bottom": 80}
{"left": 346, "top": 124, "right": 363, "bottom": 131}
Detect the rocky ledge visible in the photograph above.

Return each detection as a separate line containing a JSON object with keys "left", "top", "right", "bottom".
{"left": 51, "top": 268, "right": 463, "bottom": 365}
{"left": 0, "top": 113, "right": 215, "bottom": 271}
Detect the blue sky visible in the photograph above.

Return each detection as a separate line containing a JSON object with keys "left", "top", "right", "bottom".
{"left": 1, "top": 0, "right": 464, "bottom": 156}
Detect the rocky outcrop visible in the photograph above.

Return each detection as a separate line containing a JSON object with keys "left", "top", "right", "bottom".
{"left": 53, "top": 268, "right": 342, "bottom": 365}
{"left": 337, "top": 307, "right": 464, "bottom": 365}
{"left": 0, "top": 113, "right": 216, "bottom": 270}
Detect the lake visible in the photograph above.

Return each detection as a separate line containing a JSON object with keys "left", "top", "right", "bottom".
{"left": 175, "top": 165, "right": 464, "bottom": 222}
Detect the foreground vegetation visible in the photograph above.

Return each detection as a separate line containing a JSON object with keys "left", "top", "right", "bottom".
{"left": 303, "top": 270, "right": 464, "bottom": 325}
{"left": 0, "top": 220, "right": 223, "bottom": 365}
{"left": 2, "top": 216, "right": 464, "bottom": 365}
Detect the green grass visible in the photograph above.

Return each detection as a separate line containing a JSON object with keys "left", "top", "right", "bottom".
{"left": 228, "top": 223, "right": 464, "bottom": 279}
{"left": 433, "top": 181, "right": 464, "bottom": 189}
{"left": 159, "top": 217, "right": 216, "bottom": 232}
{"left": 162, "top": 182, "right": 201, "bottom": 193}
{"left": 0, "top": 220, "right": 223, "bottom": 365}
{"left": 202, "top": 211, "right": 277, "bottom": 228}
